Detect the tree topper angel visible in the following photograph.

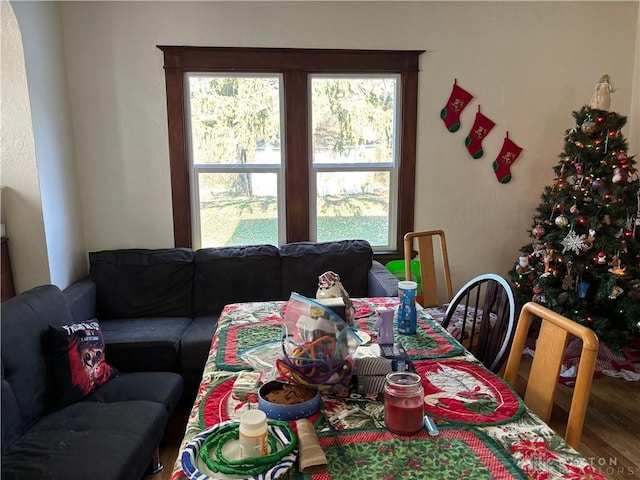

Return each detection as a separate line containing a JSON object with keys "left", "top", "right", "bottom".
{"left": 588, "top": 74, "right": 615, "bottom": 111}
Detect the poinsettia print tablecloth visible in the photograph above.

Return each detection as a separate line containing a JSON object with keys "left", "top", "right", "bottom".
{"left": 171, "top": 299, "right": 606, "bottom": 480}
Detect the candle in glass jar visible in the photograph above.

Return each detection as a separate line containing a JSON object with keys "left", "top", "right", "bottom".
{"left": 384, "top": 372, "right": 424, "bottom": 434}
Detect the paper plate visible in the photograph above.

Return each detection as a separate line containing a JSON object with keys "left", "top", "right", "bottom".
{"left": 353, "top": 329, "right": 372, "bottom": 345}
{"left": 181, "top": 420, "right": 297, "bottom": 480}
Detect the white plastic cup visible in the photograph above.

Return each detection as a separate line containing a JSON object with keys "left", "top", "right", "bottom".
{"left": 239, "top": 410, "right": 268, "bottom": 458}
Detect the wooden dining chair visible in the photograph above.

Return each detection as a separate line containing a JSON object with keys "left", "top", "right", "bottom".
{"left": 441, "top": 273, "right": 517, "bottom": 373}
{"left": 403, "top": 230, "right": 453, "bottom": 309}
{"left": 503, "top": 301, "right": 599, "bottom": 449}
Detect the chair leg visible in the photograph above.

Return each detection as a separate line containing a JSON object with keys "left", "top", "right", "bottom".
{"left": 149, "top": 447, "right": 164, "bottom": 475}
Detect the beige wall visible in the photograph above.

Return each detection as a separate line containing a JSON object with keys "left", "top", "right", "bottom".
{"left": 4, "top": 1, "right": 640, "bottom": 292}
{"left": 1, "top": 1, "right": 50, "bottom": 291}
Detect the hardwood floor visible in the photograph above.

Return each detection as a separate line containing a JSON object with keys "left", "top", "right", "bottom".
{"left": 144, "top": 408, "right": 189, "bottom": 480}
{"left": 512, "top": 356, "right": 640, "bottom": 480}
{"left": 145, "top": 361, "right": 640, "bottom": 480}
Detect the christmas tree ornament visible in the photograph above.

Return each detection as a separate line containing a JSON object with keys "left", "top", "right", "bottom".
{"left": 581, "top": 120, "right": 596, "bottom": 134}
{"left": 515, "top": 253, "right": 531, "bottom": 275}
{"left": 592, "top": 178, "right": 602, "bottom": 190}
{"left": 588, "top": 74, "right": 615, "bottom": 111}
{"left": 612, "top": 167, "right": 628, "bottom": 184}
{"left": 531, "top": 242, "right": 546, "bottom": 258}
{"left": 577, "top": 281, "right": 590, "bottom": 298}
{"left": 618, "top": 152, "right": 629, "bottom": 165}
{"left": 561, "top": 264, "right": 575, "bottom": 290}
{"left": 557, "top": 292, "right": 569, "bottom": 304}
{"left": 583, "top": 229, "right": 596, "bottom": 250}
{"left": 543, "top": 250, "right": 554, "bottom": 272}
{"left": 561, "top": 227, "right": 586, "bottom": 254}
{"left": 440, "top": 79, "right": 473, "bottom": 133}
{"left": 608, "top": 252, "right": 626, "bottom": 276}
{"left": 574, "top": 162, "right": 584, "bottom": 175}
{"left": 532, "top": 225, "right": 545, "bottom": 238}
{"left": 570, "top": 204, "right": 579, "bottom": 214}
{"left": 596, "top": 251, "right": 607, "bottom": 264}
{"left": 464, "top": 106, "right": 495, "bottom": 159}
{"left": 608, "top": 286, "right": 624, "bottom": 299}
{"left": 492, "top": 132, "right": 523, "bottom": 183}
{"left": 554, "top": 214, "right": 568, "bottom": 227}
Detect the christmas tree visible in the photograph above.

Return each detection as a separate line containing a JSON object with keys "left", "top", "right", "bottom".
{"left": 509, "top": 76, "right": 640, "bottom": 350}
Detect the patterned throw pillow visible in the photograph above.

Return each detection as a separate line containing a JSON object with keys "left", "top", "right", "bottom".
{"left": 49, "top": 320, "right": 118, "bottom": 407}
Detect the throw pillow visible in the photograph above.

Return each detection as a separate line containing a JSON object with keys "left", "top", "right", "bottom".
{"left": 49, "top": 320, "right": 118, "bottom": 407}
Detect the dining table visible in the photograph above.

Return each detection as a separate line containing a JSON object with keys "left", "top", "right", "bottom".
{"left": 170, "top": 297, "right": 606, "bottom": 480}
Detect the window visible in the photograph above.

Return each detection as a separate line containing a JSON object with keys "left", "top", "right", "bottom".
{"left": 159, "top": 47, "right": 423, "bottom": 255}
{"left": 187, "top": 74, "right": 284, "bottom": 247}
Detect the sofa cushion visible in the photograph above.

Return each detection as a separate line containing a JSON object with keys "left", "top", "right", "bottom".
{"left": 180, "top": 315, "right": 219, "bottom": 372}
{"left": 1, "top": 285, "right": 76, "bottom": 452}
{"left": 280, "top": 239, "right": 373, "bottom": 298}
{"left": 89, "top": 248, "right": 195, "bottom": 319}
{"left": 85, "top": 371, "right": 183, "bottom": 415}
{"left": 0, "top": 400, "right": 167, "bottom": 480}
{"left": 99, "top": 317, "right": 192, "bottom": 372}
{"left": 1, "top": 365, "right": 21, "bottom": 455}
{"left": 193, "top": 245, "right": 282, "bottom": 316}
{"left": 49, "top": 320, "right": 118, "bottom": 407}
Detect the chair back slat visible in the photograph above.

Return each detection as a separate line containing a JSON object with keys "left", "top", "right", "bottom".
{"left": 503, "top": 301, "right": 599, "bottom": 449}
{"left": 403, "top": 230, "right": 453, "bottom": 308}
{"left": 525, "top": 321, "right": 570, "bottom": 422}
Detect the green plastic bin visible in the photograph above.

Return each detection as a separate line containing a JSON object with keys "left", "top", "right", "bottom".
{"left": 385, "top": 260, "right": 422, "bottom": 295}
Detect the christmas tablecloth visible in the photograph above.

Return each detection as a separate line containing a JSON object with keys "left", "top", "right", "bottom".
{"left": 171, "top": 298, "right": 606, "bottom": 480}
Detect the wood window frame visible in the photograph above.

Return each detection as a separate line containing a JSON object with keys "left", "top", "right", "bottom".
{"left": 158, "top": 46, "right": 423, "bottom": 260}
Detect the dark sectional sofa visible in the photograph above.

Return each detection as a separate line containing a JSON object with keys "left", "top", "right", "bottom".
{"left": 1, "top": 285, "right": 183, "bottom": 480}
{"left": 1, "top": 239, "right": 397, "bottom": 479}
{"left": 65, "top": 240, "right": 398, "bottom": 402}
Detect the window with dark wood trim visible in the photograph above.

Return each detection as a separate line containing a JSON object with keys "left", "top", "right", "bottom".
{"left": 158, "top": 46, "right": 423, "bottom": 259}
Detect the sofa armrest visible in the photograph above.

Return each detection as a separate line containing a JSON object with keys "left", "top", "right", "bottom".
{"left": 367, "top": 261, "right": 398, "bottom": 297}
{"left": 62, "top": 276, "right": 97, "bottom": 322}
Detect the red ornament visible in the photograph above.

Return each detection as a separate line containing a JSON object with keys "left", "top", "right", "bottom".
{"left": 596, "top": 252, "right": 607, "bottom": 264}
{"left": 532, "top": 225, "right": 545, "bottom": 238}
{"left": 612, "top": 168, "right": 628, "bottom": 184}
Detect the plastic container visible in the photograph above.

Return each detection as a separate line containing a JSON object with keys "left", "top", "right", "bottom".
{"left": 397, "top": 280, "right": 418, "bottom": 335}
{"left": 258, "top": 381, "right": 320, "bottom": 421}
{"left": 386, "top": 260, "right": 422, "bottom": 287}
{"left": 384, "top": 372, "right": 424, "bottom": 434}
{"left": 239, "top": 409, "right": 268, "bottom": 458}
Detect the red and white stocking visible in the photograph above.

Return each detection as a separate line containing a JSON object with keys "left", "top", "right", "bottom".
{"left": 492, "top": 132, "right": 523, "bottom": 183}
{"left": 440, "top": 79, "right": 474, "bottom": 133}
{"left": 464, "top": 106, "right": 495, "bottom": 159}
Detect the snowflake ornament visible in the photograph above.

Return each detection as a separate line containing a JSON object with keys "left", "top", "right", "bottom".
{"left": 531, "top": 242, "right": 546, "bottom": 258}
{"left": 561, "top": 228, "right": 586, "bottom": 254}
